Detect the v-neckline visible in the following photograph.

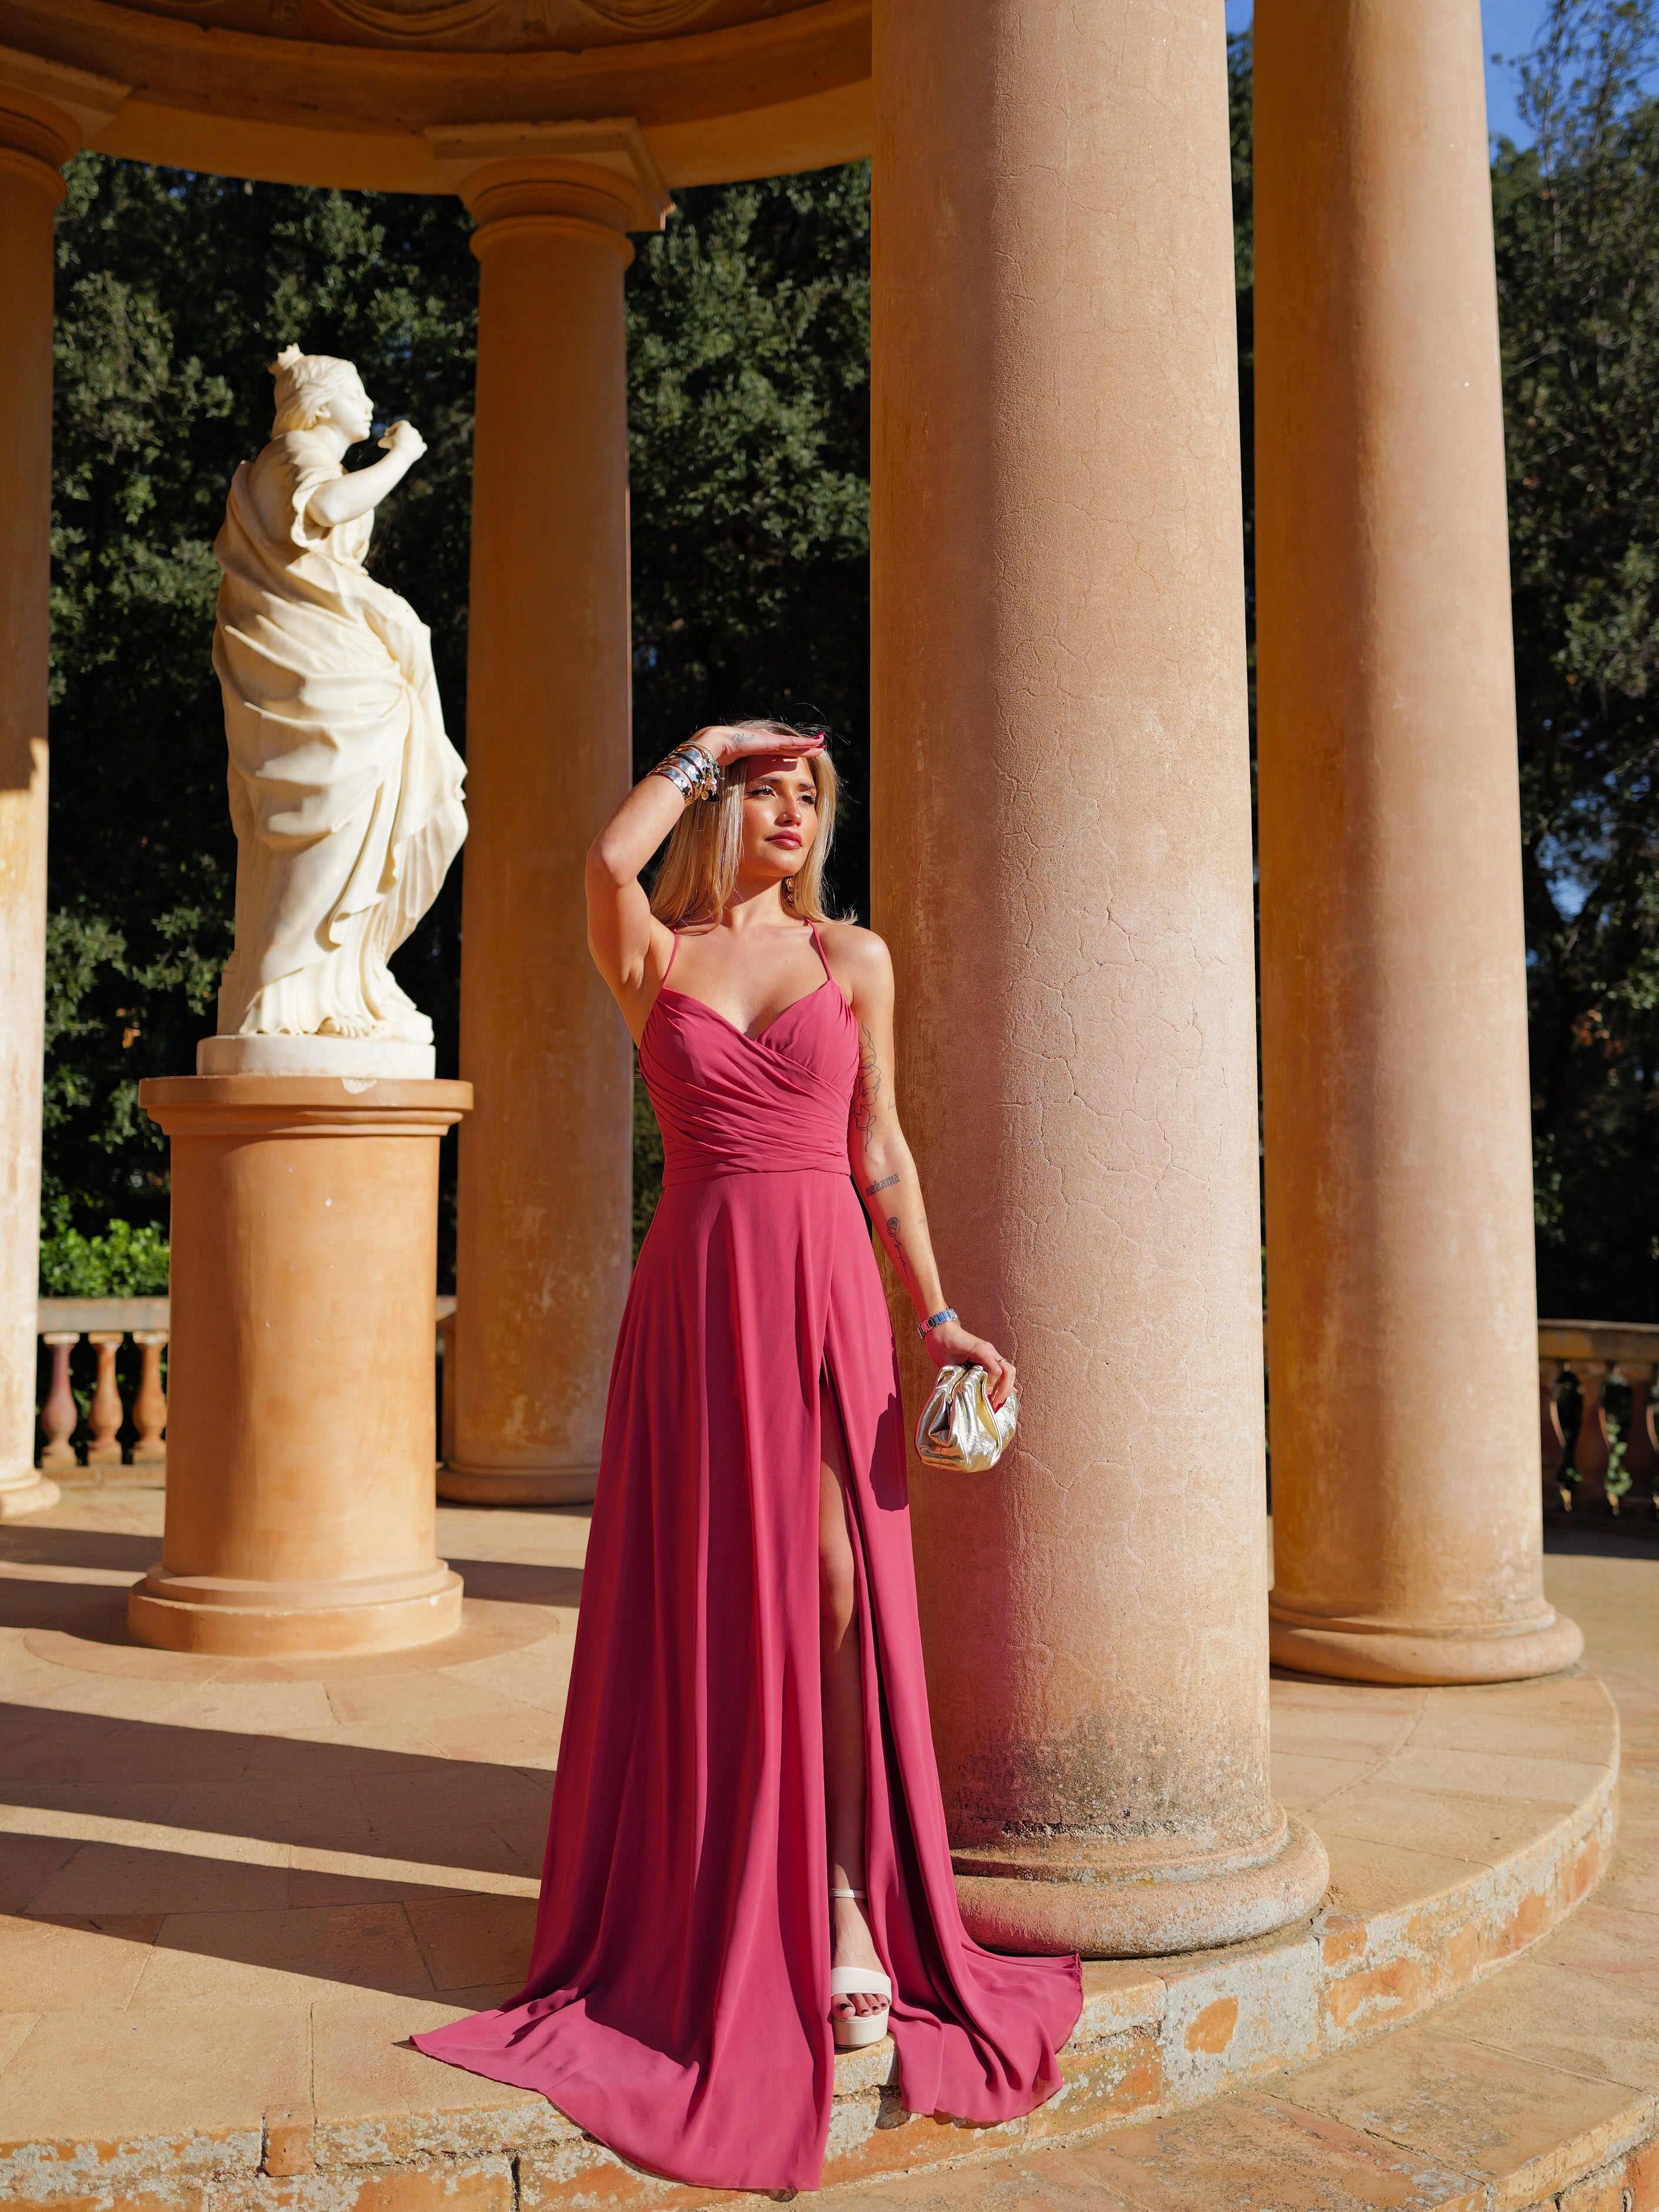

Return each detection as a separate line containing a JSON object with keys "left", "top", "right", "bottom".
{"left": 656, "top": 976, "right": 834, "bottom": 1045}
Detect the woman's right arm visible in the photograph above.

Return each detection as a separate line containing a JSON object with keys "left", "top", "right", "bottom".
{"left": 584, "top": 769, "right": 689, "bottom": 1033}
{"left": 586, "top": 728, "right": 827, "bottom": 1035}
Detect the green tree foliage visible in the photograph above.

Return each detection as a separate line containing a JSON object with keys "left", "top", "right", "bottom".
{"left": 627, "top": 170, "right": 870, "bottom": 912}
{"left": 1495, "top": 0, "right": 1659, "bottom": 1315}
{"left": 44, "top": 157, "right": 870, "bottom": 1283}
{"left": 38, "top": 1218, "right": 170, "bottom": 1298}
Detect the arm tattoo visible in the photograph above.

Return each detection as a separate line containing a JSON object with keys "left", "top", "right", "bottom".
{"left": 864, "top": 1173, "right": 899, "bottom": 1197}
{"left": 851, "top": 1021, "right": 881, "bottom": 1137}
{"left": 886, "top": 1215, "right": 918, "bottom": 1285}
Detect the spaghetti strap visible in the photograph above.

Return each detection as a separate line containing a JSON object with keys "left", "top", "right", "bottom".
{"left": 807, "top": 923, "right": 838, "bottom": 997}
{"left": 662, "top": 928, "right": 681, "bottom": 986}
{"left": 807, "top": 923, "right": 851, "bottom": 1012}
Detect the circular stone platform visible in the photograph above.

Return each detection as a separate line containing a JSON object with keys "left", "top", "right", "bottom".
{"left": 0, "top": 1489, "right": 1621, "bottom": 2210}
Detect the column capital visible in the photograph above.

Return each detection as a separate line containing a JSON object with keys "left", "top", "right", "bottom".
{"left": 425, "top": 118, "right": 672, "bottom": 257}
{"left": 0, "top": 42, "right": 128, "bottom": 194}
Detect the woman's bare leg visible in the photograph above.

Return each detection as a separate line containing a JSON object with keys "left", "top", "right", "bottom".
{"left": 819, "top": 1375, "right": 885, "bottom": 2018}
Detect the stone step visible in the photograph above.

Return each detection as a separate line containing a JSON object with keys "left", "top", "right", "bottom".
{"left": 836, "top": 2071, "right": 1659, "bottom": 2212}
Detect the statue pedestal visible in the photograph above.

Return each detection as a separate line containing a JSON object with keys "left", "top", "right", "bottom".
{"left": 128, "top": 1076, "right": 471, "bottom": 1657}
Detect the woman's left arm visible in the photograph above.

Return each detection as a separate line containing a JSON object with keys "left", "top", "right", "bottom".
{"left": 839, "top": 931, "right": 1016, "bottom": 1409}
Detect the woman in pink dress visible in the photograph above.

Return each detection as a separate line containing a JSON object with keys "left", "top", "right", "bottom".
{"left": 413, "top": 722, "right": 1081, "bottom": 2191}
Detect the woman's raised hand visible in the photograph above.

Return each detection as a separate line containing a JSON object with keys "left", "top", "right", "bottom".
{"left": 692, "top": 725, "right": 826, "bottom": 768}
{"left": 923, "top": 1318, "right": 1016, "bottom": 1411}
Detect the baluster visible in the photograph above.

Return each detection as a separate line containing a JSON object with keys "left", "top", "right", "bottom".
{"left": 1624, "top": 1361, "right": 1658, "bottom": 1518}
{"left": 85, "top": 1331, "right": 127, "bottom": 1469}
{"left": 38, "top": 1331, "right": 81, "bottom": 1470}
{"left": 1539, "top": 1357, "right": 1567, "bottom": 1506}
{"left": 1568, "top": 1358, "right": 1611, "bottom": 1507}
{"left": 130, "top": 1331, "right": 168, "bottom": 1475}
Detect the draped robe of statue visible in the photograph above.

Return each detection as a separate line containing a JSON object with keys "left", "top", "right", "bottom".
{"left": 211, "top": 429, "right": 467, "bottom": 1040}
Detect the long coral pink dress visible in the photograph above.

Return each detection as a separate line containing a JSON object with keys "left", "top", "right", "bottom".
{"left": 412, "top": 927, "right": 1081, "bottom": 2191}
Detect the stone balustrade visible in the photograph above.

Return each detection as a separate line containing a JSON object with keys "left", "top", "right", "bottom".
{"left": 35, "top": 1298, "right": 171, "bottom": 1479}
{"left": 35, "top": 1294, "right": 457, "bottom": 1479}
{"left": 34, "top": 1304, "right": 1656, "bottom": 1512}
{"left": 1539, "top": 1318, "right": 1659, "bottom": 1515}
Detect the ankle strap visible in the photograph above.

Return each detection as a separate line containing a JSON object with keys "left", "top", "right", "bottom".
{"left": 829, "top": 1886, "right": 867, "bottom": 1900}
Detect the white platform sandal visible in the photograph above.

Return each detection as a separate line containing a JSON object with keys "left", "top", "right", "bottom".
{"left": 829, "top": 1885, "right": 892, "bottom": 2051}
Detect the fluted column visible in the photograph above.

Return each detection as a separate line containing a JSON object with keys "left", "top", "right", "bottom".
{"left": 871, "top": 0, "right": 1327, "bottom": 1954}
{"left": 1255, "top": 0, "right": 1581, "bottom": 1682}
{"left": 0, "top": 95, "right": 74, "bottom": 1521}
{"left": 441, "top": 137, "right": 667, "bottom": 1505}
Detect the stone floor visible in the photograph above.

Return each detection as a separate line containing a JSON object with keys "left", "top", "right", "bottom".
{"left": 0, "top": 1493, "right": 575, "bottom": 2036}
{"left": 857, "top": 1530, "right": 1659, "bottom": 2212}
{"left": 0, "top": 1496, "right": 1648, "bottom": 2209}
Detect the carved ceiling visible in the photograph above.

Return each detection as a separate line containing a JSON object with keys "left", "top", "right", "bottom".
{"left": 0, "top": 0, "right": 871, "bottom": 191}
{"left": 91, "top": 0, "right": 821, "bottom": 54}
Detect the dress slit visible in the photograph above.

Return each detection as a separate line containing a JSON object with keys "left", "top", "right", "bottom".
{"left": 815, "top": 1344, "right": 881, "bottom": 1899}
{"left": 819, "top": 1313, "right": 983, "bottom": 2054}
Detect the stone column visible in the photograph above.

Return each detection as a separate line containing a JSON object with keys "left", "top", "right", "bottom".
{"left": 0, "top": 95, "right": 73, "bottom": 1522}
{"left": 1255, "top": 0, "right": 1582, "bottom": 1684}
{"left": 435, "top": 133, "right": 667, "bottom": 1506}
{"left": 870, "top": 1, "right": 1326, "bottom": 1953}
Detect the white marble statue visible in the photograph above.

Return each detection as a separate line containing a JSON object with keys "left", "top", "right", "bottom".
{"left": 207, "top": 346, "right": 466, "bottom": 1066}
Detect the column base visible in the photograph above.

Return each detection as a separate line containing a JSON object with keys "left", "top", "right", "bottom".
{"left": 438, "top": 1462, "right": 598, "bottom": 1506}
{"left": 127, "top": 1564, "right": 463, "bottom": 1658}
{"left": 951, "top": 1810, "right": 1329, "bottom": 1958}
{"left": 0, "top": 1472, "right": 60, "bottom": 1520}
{"left": 1269, "top": 1604, "right": 1584, "bottom": 1685}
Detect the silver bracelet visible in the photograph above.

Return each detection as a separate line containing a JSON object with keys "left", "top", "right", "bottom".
{"left": 649, "top": 742, "right": 721, "bottom": 803}
{"left": 917, "top": 1307, "right": 959, "bottom": 1338}
{"left": 679, "top": 743, "right": 721, "bottom": 799}
{"left": 652, "top": 750, "right": 703, "bottom": 799}
{"left": 652, "top": 755, "right": 698, "bottom": 801}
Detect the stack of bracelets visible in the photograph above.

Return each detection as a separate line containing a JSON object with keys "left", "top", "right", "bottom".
{"left": 650, "top": 740, "right": 722, "bottom": 803}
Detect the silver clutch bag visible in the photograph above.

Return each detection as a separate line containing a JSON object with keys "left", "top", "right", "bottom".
{"left": 914, "top": 1364, "right": 1018, "bottom": 1472}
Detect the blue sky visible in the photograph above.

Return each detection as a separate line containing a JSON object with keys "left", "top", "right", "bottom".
{"left": 1222, "top": 3, "right": 1554, "bottom": 146}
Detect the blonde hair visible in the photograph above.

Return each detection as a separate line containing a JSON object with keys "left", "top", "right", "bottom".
{"left": 270, "top": 345, "right": 365, "bottom": 436}
{"left": 650, "top": 721, "right": 840, "bottom": 928}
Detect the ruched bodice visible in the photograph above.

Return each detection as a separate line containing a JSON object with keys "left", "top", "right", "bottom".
{"left": 640, "top": 972, "right": 858, "bottom": 1188}
{"left": 414, "top": 918, "right": 1081, "bottom": 2191}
